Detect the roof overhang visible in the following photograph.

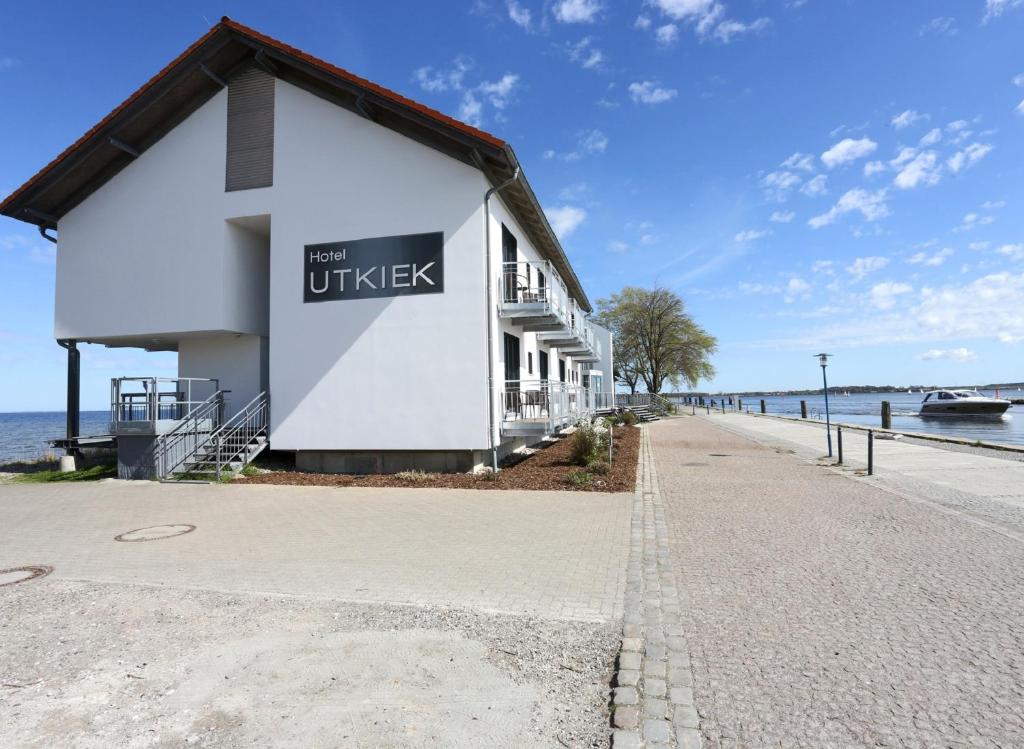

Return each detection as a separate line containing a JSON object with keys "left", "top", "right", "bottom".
{"left": 0, "top": 17, "right": 591, "bottom": 311}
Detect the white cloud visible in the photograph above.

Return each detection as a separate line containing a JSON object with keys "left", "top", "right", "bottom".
{"left": 997, "top": 243, "right": 1024, "bottom": 260}
{"left": 919, "top": 16, "right": 957, "bottom": 36}
{"left": 809, "top": 189, "right": 890, "bottom": 229}
{"left": 984, "top": 0, "right": 1024, "bottom": 22}
{"left": 863, "top": 160, "right": 887, "bottom": 177}
{"left": 954, "top": 212, "right": 995, "bottom": 232}
{"left": 821, "top": 137, "right": 878, "bottom": 168}
{"left": 890, "top": 146, "right": 918, "bottom": 167}
{"left": 566, "top": 37, "right": 604, "bottom": 69}
{"left": 761, "top": 170, "right": 801, "bottom": 202}
{"left": 969, "top": 241, "right": 991, "bottom": 251}
{"left": 635, "top": 14, "right": 652, "bottom": 29}
{"left": 1014, "top": 73, "right": 1024, "bottom": 87}
{"left": 544, "top": 128, "right": 608, "bottom": 161}
{"left": 628, "top": 81, "right": 678, "bottom": 104}
{"left": 1017, "top": 99, "right": 1024, "bottom": 116}
{"left": 812, "top": 260, "right": 835, "bottom": 275}
{"left": 947, "top": 143, "right": 993, "bottom": 173}
{"left": 893, "top": 151, "right": 941, "bottom": 189}
{"left": 553, "top": 0, "right": 602, "bottom": 23}
{"left": 919, "top": 347, "right": 976, "bottom": 361}
{"left": 544, "top": 205, "right": 587, "bottom": 238}
{"left": 800, "top": 174, "right": 828, "bottom": 197}
{"left": 739, "top": 281, "right": 780, "bottom": 294}
{"left": 645, "top": 0, "right": 770, "bottom": 43}
{"left": 735, "top": 228, "right": 770, "bottom": 242}
{"left": 608, "top": 240, "right": 630, "bottom": 253}
{"left": 781, "top": 152, "right": 816, "bottom": 172}
{"left": 845, "top": 256, "right": 890, "bottom": 281}
{"left": 655, "top": 24, "right": 680, "bottom": 44}
{"left": 981, "top": 200, "right": 1006, "bottom": 210}
{"left": 507, "top": 0, "right": 531, "bottom": 29}
{"left": 891, "top": 110, "right": 928, "bottom": 130}
{"left": 413, "top": 57, "right": 473, "bottom": 92}
{"left": 870, "top": 281, "right": 913, "bottom": 310}
{"left": 907, "top": 247, "right": 954, "bottom": 266}
{"left": 769, "top": 210, "right": 795, "bottom": 223}
{"left": 786, "top": 277, "right": 811, "bottom": 296}
{"left": 919, "top": 127, "right": 942, "bottom": 146}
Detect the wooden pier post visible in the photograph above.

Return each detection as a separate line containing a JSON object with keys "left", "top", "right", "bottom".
{"left": 760, "top": 399, "right": 766, "bottom": 414}
{"left": 881, "top": 400, "right": 892, "bottom": 430}
{"left": 800, "top": 400, "right": 807, "bottom": 419}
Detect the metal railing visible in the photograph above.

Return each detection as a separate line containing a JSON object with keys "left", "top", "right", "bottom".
{"left": 110, "top": 377, "right": 220, "bottom": 425}
{"left": 207, "top": 391, "right": 269, "bottom": 479}
{"left": 500, "top": 380, "right": 593, "bottom": 427}
{"left": 499, "top": 260, "right": 572, "bottom": 326}
{"left": 593, "top": 391, "right": 617, "bottom": 411}
{"left": 154, "top": 390, "right": 226, "bottom": 478}
{"left": 616, "top": 392, "right": 675, "bottom": 415}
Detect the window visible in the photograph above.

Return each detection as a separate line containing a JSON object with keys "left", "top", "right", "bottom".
{"left": 539, "top": 350, "right": 549, "bottom": 381}
{"left": 527, "top": 352, "right": 533, "bottom": 375}
{"left": 501, "top": 225, "right": 518, "bottom": 303}
{"left": 559, "top": 359, "right": 566, "bottom": 382}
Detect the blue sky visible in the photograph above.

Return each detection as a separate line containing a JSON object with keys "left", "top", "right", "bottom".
{"left": 1, "top": 0, "right": 1023, "bottom": 410}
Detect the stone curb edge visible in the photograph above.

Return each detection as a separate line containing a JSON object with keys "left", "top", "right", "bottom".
{"left": 608, "top": 425, "right": 703, "bottom": 748}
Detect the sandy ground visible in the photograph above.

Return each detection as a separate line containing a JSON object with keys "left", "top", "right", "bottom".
{"left": 1, "top": 482, "right": 634, "bottom": 747}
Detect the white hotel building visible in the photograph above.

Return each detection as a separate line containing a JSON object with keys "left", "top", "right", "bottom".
{"left": 0, "top": 18, "right": 614, "bottom": 478}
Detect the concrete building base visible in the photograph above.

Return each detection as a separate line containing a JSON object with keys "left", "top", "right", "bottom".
{"left": 294, "top": 437, "right": 541, "bottom": 475}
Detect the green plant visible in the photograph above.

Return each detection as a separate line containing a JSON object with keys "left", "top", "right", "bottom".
{"left": 395, "top": 469, "right": 432, "bottom": 482}
{"left": 240, "top": 464, "right": 260, "bottom": 477}
{"left": 602, "top": 414, "right": 620, "bottom": 428}
{"left": 477, "top": 468, "right": 499, "bottom": 481}
{"left": 566, "top": 469, "right": 593, "bottom": 488}
{"left": 586, "top": 460, "right": 609, "bottom": 475}
{"left": 14, "top": 463, "right": 117, "bottom": 483}
{"left": 620, "top": 411, "right": 637, "bottom": 427}
{"left": 569, "top": 421, "right": 610, "bottom": 466}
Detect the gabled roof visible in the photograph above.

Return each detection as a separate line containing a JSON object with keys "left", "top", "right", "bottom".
{"left": 0, "top": 17, "right": 591, "bottom": 311}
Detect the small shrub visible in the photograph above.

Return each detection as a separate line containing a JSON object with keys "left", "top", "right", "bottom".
{"left": 240, "top": 464, "right": 260, "bottom": 477}
{"left": 602, "top": 414, "right": 620, "bottom": 428}
{"left": 620, "top": 411, "right": 637, "bottom": 427}
{"left": 569, "top": 421, "right": 610, "bottom": 466}
{"left": 566, "top": 469, "right": 593, "bottom": 488}
{"left": 395, "top": 469, "right": 432, "bottom": 482}
{"left": 586, "top": 460, "right": 609, "bottom": 475}
{"left": 476, "top": 467, "right": 499, "bottom": 481}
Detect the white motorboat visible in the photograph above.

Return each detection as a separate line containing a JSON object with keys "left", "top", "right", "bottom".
{"left": 919, "top": 389, "right": 1011, "bottom": 417}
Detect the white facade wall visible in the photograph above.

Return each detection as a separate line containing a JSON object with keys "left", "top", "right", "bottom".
{"left": 51, "top": 72, "right": 608, "bottom": 457}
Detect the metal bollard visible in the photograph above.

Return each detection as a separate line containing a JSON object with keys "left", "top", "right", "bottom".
{"left": 800, "top": 400, "right": 808, "bottom": 419}
{"left": 881, "top": 400, "right": 892, "bottom": 430}
{"left": 837, "top": 426, "right": 843, "bottom": 465}
{"left": 737, "top": 398, "right": 743, "bottom": 411}
{"left": 760, "top": 399, "right": 766, "bottom": 414}
{"left": 706, "top": 404, "right": 710, "bottom": 415}
{"left": 867, "top": 430, "right": 874, "bottom": 475}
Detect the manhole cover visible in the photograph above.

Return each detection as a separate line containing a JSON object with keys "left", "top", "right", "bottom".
{"left": 115, "top": 524, "right": 196, "bottom": 543}
{"left": 0, "top": 565, "right": 54, "bottom": 587}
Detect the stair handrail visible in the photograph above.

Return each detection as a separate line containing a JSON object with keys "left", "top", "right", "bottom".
{"left": 154, "top": 390, "right": 226, "bottom": 478}
{"left": 649, "top": 392, "right": 675, "bottom": 415}
{"left": 207, "top": 391, "right": 269, "bottom": 479}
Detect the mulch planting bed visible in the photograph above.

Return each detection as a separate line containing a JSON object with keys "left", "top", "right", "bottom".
{"left": 239, "top": 424, "right": 639, "bottom": 492}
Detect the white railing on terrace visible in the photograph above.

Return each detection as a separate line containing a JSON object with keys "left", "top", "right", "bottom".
{"left": 500, "top": 379, "right": 593, "bottom": 426}
{"left": 499, "top": 260, "right": 572, "bottom": 325}
{"left": 110, "top": 377, "right": 221, "bottom": 425}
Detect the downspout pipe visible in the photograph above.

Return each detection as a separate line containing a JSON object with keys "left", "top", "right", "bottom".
{"left": 57, "top": 339, "right": 80, "bottom": 455}
{"left": 483, "top": 167, "right": 520, "bottom": 472}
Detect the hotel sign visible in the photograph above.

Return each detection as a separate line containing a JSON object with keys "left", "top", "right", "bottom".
{"left": 304, "top": 232, "right": 444, "bottom": 303}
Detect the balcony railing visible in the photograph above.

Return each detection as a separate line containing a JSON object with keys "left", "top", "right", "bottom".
{"left": 500, "top": 379, "right": 594, "bottom": 434}
{"left": 498, "top": 260, "right": 572, "bottom": 329}
{"left": 110, "top": 377, "right": 222, "bottom": 432}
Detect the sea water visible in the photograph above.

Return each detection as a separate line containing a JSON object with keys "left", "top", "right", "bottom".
{"left": 0, "top": 411, "right": 110, "bottom": 464}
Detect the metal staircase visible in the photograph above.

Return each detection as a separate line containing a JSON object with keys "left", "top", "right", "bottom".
{"left": 616, "top": 392, "right": 674, "bottom": 422}
{"left": 154, "top": 391, "right": 269, "bottom": 480}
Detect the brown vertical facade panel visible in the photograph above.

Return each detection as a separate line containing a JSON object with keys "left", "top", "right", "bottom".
{"left": 225, "top": 67, "right": 274, "bottom": 191}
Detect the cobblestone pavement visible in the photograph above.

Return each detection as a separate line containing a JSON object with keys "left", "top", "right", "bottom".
{"left": 650, "top": 416, "right": 1024, "bottom": 748}
{"left": 0, "top": 481, "right": 632, "bottom": 622}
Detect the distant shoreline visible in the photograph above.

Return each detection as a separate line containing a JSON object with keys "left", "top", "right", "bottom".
{"left": 666, "top": 383, "right": 1024, "bottom": 397}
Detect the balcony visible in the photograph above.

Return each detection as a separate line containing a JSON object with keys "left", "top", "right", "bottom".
{"left": 110, "top": 377, "right": 222, "bottom": 435}
{"left": 500, "top": 379, "right": 593, "bottom": 436}
{"left": 498, "top": 260, "right": 573, "bottom": 332}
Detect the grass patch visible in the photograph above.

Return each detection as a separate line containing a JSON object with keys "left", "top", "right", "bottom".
{"left": 14, "top": 463, "right": 117, "bottom": 483}
{"left": 565, "top": 469, "right": 593, "bottom": 488}
{"left": 395, "top": 469, "right": 433, "bottom": 483}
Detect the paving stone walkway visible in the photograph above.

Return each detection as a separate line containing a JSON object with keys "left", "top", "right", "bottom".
{"left": 650, "top": 416, "right": 1024, "bottom": 748}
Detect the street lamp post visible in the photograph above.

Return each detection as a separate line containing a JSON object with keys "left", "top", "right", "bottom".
{"left": 816, "top": 353, "right": 833, "bottom": 457}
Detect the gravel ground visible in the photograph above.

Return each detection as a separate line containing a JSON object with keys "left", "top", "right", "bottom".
{"left": 1, "top": 578, "right": 619, "bottom": 748}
